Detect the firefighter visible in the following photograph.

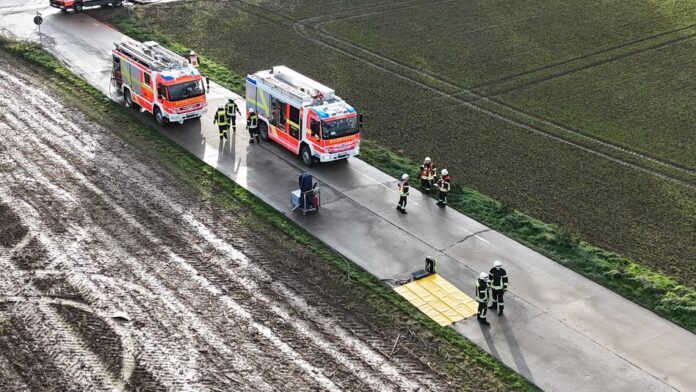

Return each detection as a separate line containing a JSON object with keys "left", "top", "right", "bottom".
{"left": 419, "top": 157, "right": 436, "bottom": 191}
{"left": 476, "top": 272, "right": 490, "bottom": 325}
{"left": 436, "top": 169, "right": 451, "bottom": 207}
{"left": 225, "top": 98, "right": 241, "bottom": 133}
{"left": 489, "top": 260, "right": 508, "bottom": 315}
{"left": 396, "top": 174, "right": 410, "bottom": 214}
{"left": 213, "top": 106, "right": 229, "bottom": 141}
{"left": 247, "top": 108, "right": 259, "bottom": 144}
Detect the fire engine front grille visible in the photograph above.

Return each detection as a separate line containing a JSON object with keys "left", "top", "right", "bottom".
{"left": 327, "top": 142, "right": 357, "bottom": 154}
{"left": 177, "top": 103, "right": 202, "bottom": 113}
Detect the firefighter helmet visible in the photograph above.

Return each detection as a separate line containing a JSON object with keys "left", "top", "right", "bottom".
{"left": 401, "top": 173, "right": 409, "bottom": 180}
{"left": 441, "top": 169, "right": 448, "bottom": 176}
{"left": 424, "top": 157, "right": 431, "bottom": 163}
{"left": 248, "top": 108, "right": 255, "bottom": 113}
{"left": 494, "top": 260, "right": 502, "bottom": 268}
{"left": 479, "top": 272, "right": 488, "bottom": 280}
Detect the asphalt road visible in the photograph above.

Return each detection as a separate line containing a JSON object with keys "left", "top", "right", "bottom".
{"left": 3, "top": 2, "right": 696, "bottom": 391}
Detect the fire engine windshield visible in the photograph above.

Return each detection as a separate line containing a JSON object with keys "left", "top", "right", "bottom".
{"left": 321, "top": 116, "right": 359, "bottom": 140}
{"left": 167, "top": 80, "right": 204, "bottom": 102}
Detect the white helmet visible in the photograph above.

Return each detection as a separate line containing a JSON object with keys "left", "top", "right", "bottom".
{"left": 441, "top": 169, "right": 448, "bottom": 176}
{"left": 424, "top": 157, "right": 431, "bottom": 163}
{"left": 479, "top": 272, "right": 488, "bottom": 280}
{"left": 494, "top": 260, "right": 502, "bottom": 268}
{"left": 248, "top": 108, "right": 255, "bottom": 113}
{"left": 401, "top": 173, "right": 409, "bottom": 180}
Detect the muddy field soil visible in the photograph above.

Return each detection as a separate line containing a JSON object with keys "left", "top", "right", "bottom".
{"left": 0, "top": 61, "right": 456, "bottom": 391}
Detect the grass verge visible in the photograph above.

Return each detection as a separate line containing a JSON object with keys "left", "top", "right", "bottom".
{"left": 76, "top": 13, "right": 696, "bottom": 335}
{"left": 0, "top": 37, "right": 538, "bottom": 391}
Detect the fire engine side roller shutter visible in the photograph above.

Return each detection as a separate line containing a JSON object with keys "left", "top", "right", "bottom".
{"left": 129, "top": 63, "right": 142, "bottom": 97}
{"left": 121, "top": 59, "right": 132, "bottom": 88}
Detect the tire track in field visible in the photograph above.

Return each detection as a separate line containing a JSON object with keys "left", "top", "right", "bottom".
{"left": 0, "top": 129, "right": 279, "bottom": 391}
{"left": 480, "top": 30, "right": 696, "bottom": 97}
{"left": 0, "top": 152, "right": 192, "bottom": 391}
{"left": 0, "top": 87, "right": 284, "bottom": 390}
{"left": 235, "top": 2, "right": 696, "bottom": 184}
{"left": 0, "top": 350, "right": 30, "bottom": 392}
{"left": 0, "top": 109, "right": 324, "bottom": 391}
{"left": 292, "top": 17, "right": 696, "bottom": 186}
{"left": 0, "top": 231, "right": 127, "bottom": 391}
{"left": 470, "top": 22, "right": 696, "bottom": 91}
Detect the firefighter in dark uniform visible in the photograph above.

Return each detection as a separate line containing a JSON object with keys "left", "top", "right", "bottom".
{"left": 489, "top": 260, "right": 508, "bottom": 315}
{"left": 247, "top": 108, "right": 259, "bottom": 144}
{"left": 225, "top": 98, "right": 241, "bottom": 133}
{"left": 213, "top": 106, "right": 229, "bottom": 141}
{"left": 396, "top": 173, "right": 410, "bottom": 214}
{"left": 436, "top": 168, "right": 451, "bottom": 207}
{"left": 476, "top": 272, "right": 490, "bottom": 325}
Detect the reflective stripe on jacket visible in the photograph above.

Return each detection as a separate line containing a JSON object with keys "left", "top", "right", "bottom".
{"left": 420, "top": 163, "right": 433, "bottom": 179}
{"left": 214, "top": 110, "right": 228, "bottom": 126}
{"left": 489, "top": 267, "right": 508, "bottom": 290}
{"left": 226, "top": 101, "right": 239, "bottom": 117}
{"left": 438, "top": 178, "right": 451, "bottom": 192}
{"left": 248, "top": 113, "right": 258, "bottom": 128}
{"left": 476, "top": 279, "right": 489, "bottom": 302}
{"left": 399, "top": 181, "right": 410, "bottom": 196}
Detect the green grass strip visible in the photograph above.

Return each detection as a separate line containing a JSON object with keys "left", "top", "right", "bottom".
{"left": 0, "top": 37, "right": 538, "bottom": 390}
{"left": 96, "top": 14, "right": 696, "bottom": 335}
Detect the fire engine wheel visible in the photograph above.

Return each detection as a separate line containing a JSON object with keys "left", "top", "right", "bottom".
{"left": 73, "top": 2, "right": 83, "bottom": 12}
{"left": 123, "top": 89, "right": 138, "bottom": 109}
{"left": 154, "top": 107, "right": 168, "bottom": 126}
{"left": 300, "top": 145, "right": 314, "bottom": 167}
{"left": 259, "top": 122, "right": 269, "bottom": 141}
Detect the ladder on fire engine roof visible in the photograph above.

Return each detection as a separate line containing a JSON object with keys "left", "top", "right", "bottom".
{"left": 258, "top": 66, "right": 336, "bottom": 105}
{"left": 114, "top": 38, "right": 190, "bottom": 72}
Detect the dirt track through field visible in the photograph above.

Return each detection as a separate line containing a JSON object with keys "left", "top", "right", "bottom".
{"left": 0, "top": 63, "right": 448, "bottom": 391}
{"left": 265, "top": 0, "right": 696, "bottom": 184}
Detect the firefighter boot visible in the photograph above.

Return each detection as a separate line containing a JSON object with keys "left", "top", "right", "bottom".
{"left": 489, "top": 300, "right": 496, "bottom": 310}
{"left": 498, "top": 305, "right": 504, "bottom": 316}
{"left": 479, "top": 317, "right": 490, "bottom": 326}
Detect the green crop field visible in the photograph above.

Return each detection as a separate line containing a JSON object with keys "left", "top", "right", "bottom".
{"left": 323, "top": 0, "right": 696, "bottom": 168}
{"left": 91, "top": 0, "right": 696, "bottom": 292}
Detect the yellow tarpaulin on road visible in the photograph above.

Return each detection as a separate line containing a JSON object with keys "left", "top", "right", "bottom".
{"left": 394, "top": 274, "right": 478, "bottom": 326}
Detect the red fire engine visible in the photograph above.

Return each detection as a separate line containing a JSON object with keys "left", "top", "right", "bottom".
{"left": 50, "top": 0, "right": 123, "bottom": 13}
{"left": 112, "top": 38, "right": 207, "bottom": 125}
{"left": 246, "top": 66, "right": 361, "bottom": 166}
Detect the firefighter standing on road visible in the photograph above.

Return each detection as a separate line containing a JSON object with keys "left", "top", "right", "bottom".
{"left": 247, "top": 108, "right": 259, "bottom": 144}
{"left": 436, "top": 169, "right": 451, "bottom": 207}
{"left": 225, "top": 98, "right": 241, "bottom": 133}
{"left": 419, "top": 157, "right": 436, "bottom": 191}
{"left": 476, "top": 272, "right": 491, "bottom": 325}
{"left": 213, "top": 106, "right": 229, "bottom": 141}
{"left": 489, "top": 260, "right": 509, "bottom": 315}
{"left": 396, "top": 174, "right": 410, "bottom": 214}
